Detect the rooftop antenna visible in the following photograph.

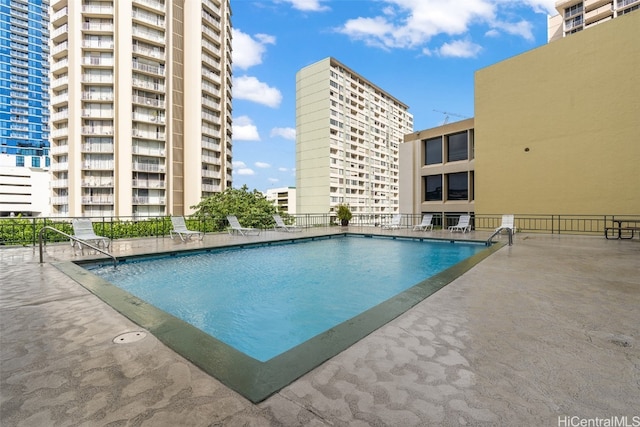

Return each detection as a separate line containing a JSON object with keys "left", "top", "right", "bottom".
{"left": 433, "top": 109, "right": 467, "bottom": 125}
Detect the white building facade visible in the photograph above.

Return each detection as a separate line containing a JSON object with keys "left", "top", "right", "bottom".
{"left": 548, "top": 0, "right": 639, "bottom": 41}
{"left": 296, "top": 57, "right": 413, "bottom": 218}
{"left": 48, "top": 0, "right": 233, "bottom": 218}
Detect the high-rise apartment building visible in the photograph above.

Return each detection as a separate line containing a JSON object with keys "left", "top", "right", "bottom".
{"left": 49, "top": 0, "right": 233, "bottom": 218}
{"left": 296, "top": 57, "right": 413, "bottom": 218}
{"left": 548, "top": 0, "right": 639, "bottom": 41}
{"left": 1, "top": 1, "right": 50, "bottom": 165}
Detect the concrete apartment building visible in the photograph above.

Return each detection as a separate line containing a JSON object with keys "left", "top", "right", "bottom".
{"left": 49, "top": 0, "right": 233, "bottom": 218}
{"left": 401, "top": 9, "right": 639, "bottom": 220}
{"left": 548, "top": 0, "right": 639, "bottom": 41}
{"left": 399, "top": 119, "right": 475, "bottom": 221}
{"left": 1, "top": 0, "right": 51, "bottom": 216}
{"left": 265, "top": 186, "right": 296, "bottom": 215}
{"left": 296, "top": 57, "right": 414, "bottom": 218}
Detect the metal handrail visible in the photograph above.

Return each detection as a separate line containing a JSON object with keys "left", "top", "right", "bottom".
{"left": 487, "top": 227, "right": 513, "bottom": 246}
{"left": 39, "top": 226, "right": 118, "bottom": 267}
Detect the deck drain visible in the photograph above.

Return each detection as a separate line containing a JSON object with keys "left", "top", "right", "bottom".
{"left": 113, "top": 331, "right": 147, "bottom": 344}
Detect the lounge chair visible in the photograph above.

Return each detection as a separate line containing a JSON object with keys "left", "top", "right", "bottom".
{"left": 170, "top": 216, "right": 204, "bottom": 242}
{"left": 449, "top": 214, "right": 471, "bottom": 233}
{"left": 227, "top": 215, "right": 261, "bottom": 236}
{"left": 273, "top": 214, "right": 302, "bottom": 232}
{"left": 413, "top": 214, "right": 434, "bottom": 231}
{"left": 495, "top": 214, "right": 516, "bottom": 234}
{"left": 71, "top": 218, "right": 110, "bottom": 250}
{"left": 382, "top": 214, "right": 403, "bottom": 229}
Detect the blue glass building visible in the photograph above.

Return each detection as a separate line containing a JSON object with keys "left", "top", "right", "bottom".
{"left": 0, "top": 0, "right": 50, "bottom": 169}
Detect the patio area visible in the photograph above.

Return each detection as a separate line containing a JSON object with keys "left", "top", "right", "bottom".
{"left": 1, "top": 228, "right": 638, "bottom": 426}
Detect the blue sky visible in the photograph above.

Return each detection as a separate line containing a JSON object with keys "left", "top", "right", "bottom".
{"left": 229, "top": 0, "right": 557, "bottom": 192}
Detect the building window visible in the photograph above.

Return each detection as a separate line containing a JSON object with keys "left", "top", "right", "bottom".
{"left": 425, "top": 175, "right": 442, "bottom": 201}
{"left": 447, "top": 132, "right": 468, "bottom": 162}
{"left": 32, "top": 157, "right": 41, "bottom": 168}
{"left": 424, "top": 137, "right": 442, "bottom": 165}
{"left": 447, "top": 172, "right": 468, "bottom": 200}
{"left": 16, "top": 156, "right": 25, "bottom": 167}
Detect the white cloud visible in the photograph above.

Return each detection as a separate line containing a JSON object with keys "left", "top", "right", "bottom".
{"left": 232, "top": 29, "right": 275, "bottom": 70}
{"left": 233, "top": 161, "right": 247, "bottom": 168}
{"left": 268, "top": 178, "right": 280, "bottom": 183}
{"left": 279, "top": 0, "right": 330, "bottom": 12}
{"left": 233, "top": 75, "right": 282, "bottom": 108}
{"left": 236, "top": 168, "right": 256, "bottom": 176}
{"left": 270, "top": 127, "right": 296, "bottom": 140}
{"left": 278, "top": 167, "right": 289, "bottom": 172}
{"left": 335, "top": 0, "right": 552, "bottom": 52}
{"left": 255, "top": 162, "right": 271, "bottom": 169}
{"left": 437, "top": 39, "right": 483, "bottom": 58}
{"left": 233, "top": 116, "right": 260, "bottom": 141}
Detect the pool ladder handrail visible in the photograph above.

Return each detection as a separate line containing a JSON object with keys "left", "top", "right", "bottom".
{"left": 39, "top": 226, "right": 118, "bottom": 268}
{"left": 487, "top": 227, "right": 513, "bottom": 246}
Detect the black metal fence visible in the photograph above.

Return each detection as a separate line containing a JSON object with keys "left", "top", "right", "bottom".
{"left": 0, "top": 214, "right": 637, "bottom": 247}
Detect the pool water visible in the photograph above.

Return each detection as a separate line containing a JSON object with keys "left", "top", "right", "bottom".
{"left": 90, "top": 236, "right": 485, "bottom": 362}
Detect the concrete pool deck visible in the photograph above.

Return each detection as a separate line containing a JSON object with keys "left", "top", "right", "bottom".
{"left": 1, "top": 228, "right": 638, "bottom": 426}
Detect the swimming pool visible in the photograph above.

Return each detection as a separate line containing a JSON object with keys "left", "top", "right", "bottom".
{"left": 57, "top": 233, "right": 502, "bottom": 402}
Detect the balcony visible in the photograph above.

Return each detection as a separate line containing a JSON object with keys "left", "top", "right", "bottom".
{"left": 132, "top": 129, "right": 165, "bottom": 140}
{"left": 51, "top": 41, "right": 68, "bottom": 57}
{"left": 51, "top": 94, "right": 69, "bottom": 106}
{"left": 132, "top": 162, "right": 165, "bottom": 173}
{"left": 82, "top": 56, "right": 114, "bottom": 67}
{"left": 132, "top": 26, "right": 165, "bottom": 44}
{"left": 81, "top": 178, "right": 113, "bottom": 187}
{"left": 585, "top": 0, "right": 612, "bottom": 10}
{"left": 82, "top": 22, "right": 114, "bottom": 33}
{"left": 131, "top": 145, "right": 165, "bottom": 156}
{"left": 51, "top": 6, "right": 68, "bottom": 25}
{"left": 81, "top": 40, "right": 114, "bottom": 49}
{"left": 202, "top": 169, "right": 221, "bottom": 179}
{"left": 82, "top": 109, "right": 114, "bottom": 119}
{"left": 132, "top": 44, "right": 164, "bottom": 60}
{"left": 82, "top": 126, "right": 114, "bottom": 135}
{"left": 132, "top": 196, "right": 166, "bottom": 205}
{"left": 132, "top": 179, "right": 165, "bottom": 188}
{"left": 132, "top": 61, "right": 165, "bottom": 76}
{"left": 82, "top": 161, "right": 114, "bottom": 170}
{"left": 82, "top": 143, "right": 114, "bottom": 153}
{"left": 51, "top": 24, "right": 68, "bottom": 42}
{"left": 202, "top": 183, "right": 222, "bottom": 193}
{"left": 82, "top": 5, "right": 114, "bottom": 15}
{"left": 51, "top": 58, "right": 68, "bottom": 73}
{"left": 585, "top": 3, "right": 614, "bottom": 23}
{"left": 81, "top": 91, "right": 114, "bottom": 101}
{"left": 133, "top": 112, "right": 165, "bottom": 124}
{"left": 82, "top": 195, "right": 114, "bottom": 205}
{"left": 132, "top": 9, "right": 165, "bottom": 28}
{"left": 132, "top": 0, "right": 165, "bottom": 12}
{"left": 132, "top": 95, "right": 164, "bottom": 108}
{"left": 81, "top": 74, "right": 114, "bottom": 84}
{"left": 51, "top": 196, "right": 69, "bottom": 205}
{"left": 50, "top": 179, "right": 68, "bottom": 188}
{"left": 51, "top": 128, "right": 69, "bottom": 138}
{"left": 50, "top": 163, "right": 69, "bottom": 171}
{"left": 132, "top": 77, "right": 165, "bottom": 92}
{"left": 51, "top": 110, "right": 69, "bottom": 122}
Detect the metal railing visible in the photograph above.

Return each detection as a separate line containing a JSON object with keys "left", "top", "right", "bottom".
{"left": 38, "top": 226, "right": 117, "bottom": 267}
{"left": 1, "top": 214, "right": 638, "bottom": 248}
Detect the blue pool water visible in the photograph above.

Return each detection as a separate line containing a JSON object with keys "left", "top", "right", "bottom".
{"left": 89, "top": 236, "right": 485, "bottom": 362}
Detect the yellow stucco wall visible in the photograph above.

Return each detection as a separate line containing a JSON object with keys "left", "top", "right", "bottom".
{"left": 475, "top": 12, "right": 640, "bottom": 215}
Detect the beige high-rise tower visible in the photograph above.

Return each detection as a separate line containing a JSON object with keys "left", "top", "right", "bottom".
{"left": 49, "top": 0, "right": 233, "bottom": 218}
{"left": 296, "top": 57, "right": 413, "bottom": 218}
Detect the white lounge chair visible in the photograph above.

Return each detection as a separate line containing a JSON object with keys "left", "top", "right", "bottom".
{"left": 273, "top": 214, "right": 302, "bottom": 232}
{"left": 382, "top": 214, "right": 403, "bottom": 229}
{"left": 170, "top": 216, "right": 204, "bottom": 242}
{"left": 413, "top": 214, "right": 434, "bottom": 231}
{"left": 449, "top": 214, "right": 471, "bottom": 233}
{"left": 227, "top": 215, "right": 261, "bottom": 236}
{"left": 495, "top": 214, "right": 516, "bottom": 234}
{"left": 71, "top": 218, "right": 110, "bottom": 250}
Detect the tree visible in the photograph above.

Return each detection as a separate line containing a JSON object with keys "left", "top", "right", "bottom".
{"left": 190, "top": 185, "right": 278, "bottom": 230}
